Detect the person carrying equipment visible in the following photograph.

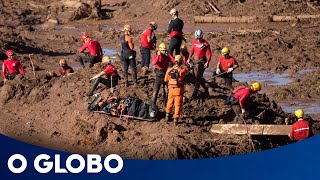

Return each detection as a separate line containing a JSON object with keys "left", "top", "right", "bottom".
{"left": 215, "top": 47, "right": 239, "bottom": 87}
{"left": 188, "top": 29, "right": 211, "bottom": 99}
{"left": 2, "top": 50, "right": 25, "bottom": 82}
{"left": 228, "top": 82, "right": 261, "bottom": 123}
{"left": 164, "top": 55, "right": 188, "bottom": 125}
{"left": 289, "top": 109, "right": 310, "bottom": 141}
{"left": 167, "top": 8, "right": 185, "bottom": 56}
{"left": 58, "top": 59, "right": 74, "bottom": 76}
{"left": 77, "top": 33, "right": 103, "bottom": 68}
{"left": 87, "top": 56, "right": 120, "bottom": 96}
{"left": 120, "top": 24, "right": 138, "bottom": 87}
{"left": 151, "top": 43, "right": 175, "bottom": 111}
{"left": 140, "top": 21, "right": 157, "bottom": 74}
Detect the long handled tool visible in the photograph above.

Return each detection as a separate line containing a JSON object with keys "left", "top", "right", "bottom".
{"left": 205, "top": 71, "right": 228, "bottom": 82}
{"left": 28, "top": 54, "right": 36, "bottom": 79}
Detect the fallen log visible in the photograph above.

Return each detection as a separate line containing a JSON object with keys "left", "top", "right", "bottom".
{"left": 271, "top": 14, "right": 320, "bottom": 22}
{"left": 194, "top": 15, "right": 257, "bottom": 23}
{"left": 210, "top": 124, "right": 291, "bottom": 135}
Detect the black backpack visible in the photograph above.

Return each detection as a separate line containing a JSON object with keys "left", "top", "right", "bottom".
{"left": 168, "top": 68, "right": 180, "bottom": 87}
{"left": 127, "top": 98, "right": 143, "bottom": 116}
{"left": 138, "top": 102, "right": 150, "bottom": 119}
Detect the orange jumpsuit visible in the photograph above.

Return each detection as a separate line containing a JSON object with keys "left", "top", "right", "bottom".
{"left": 164, "top": 66, "right": 187, "bottom": 118}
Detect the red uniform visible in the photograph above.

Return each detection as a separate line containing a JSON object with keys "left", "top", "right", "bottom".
{"left": 79, "top": 39, "right": 103, "bottom": 57}
{"left": 218, "top": 55, "right": 238, "bottom": 72}
{"left": 290, "top": 119, "right": 310, "bottom": 141}
{"left": 2, "top": 59, "right": 25, "bottom": 79}
{"left": 152, "top": 54, "right": 175, "bottom": 71}
{"left": 233, "top": 87, "right": 251, "bottom": 110}
{"left": 190, "top": 39, "right": 212, "bottom": 62}
{"left": 103, "top": 64, "right": 119, "bottom": 77}
{"left": 140, "top": 28, "right": 154, "bottom": 49}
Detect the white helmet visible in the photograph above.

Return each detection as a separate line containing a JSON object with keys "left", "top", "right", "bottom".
{"left": 195, "top": 29, "right": 203, "bottom": 39}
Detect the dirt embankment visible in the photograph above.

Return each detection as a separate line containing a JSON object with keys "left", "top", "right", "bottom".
{"left": 0, "top": 0, "right": 319, "bottom": 159}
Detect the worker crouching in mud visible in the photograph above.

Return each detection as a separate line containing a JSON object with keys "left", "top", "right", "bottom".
{"left": 151, "top": 43, "right": 175, "bottom": 112}
{"left": 225, "top": 82, "right": 261, "bottom": 123}
{"left": 289, "top": 109, "right": 310, "bottom": 141}
{"left": 77, "top": 33, "right": 103, "bottom": 68}
{"left": 58, "top": 59, "right": 74, "bottom": 76}
{"left": 215, "top": 47, "right": 239, "bottom": 88}
{"left": 164, "top": 55, "right": 188, "bottom": 125}
{"left": 2, "top": 50, "right": 25, "bottom": 83}
{"left": 87, "top": 56, "right": 120, "bottom": 96}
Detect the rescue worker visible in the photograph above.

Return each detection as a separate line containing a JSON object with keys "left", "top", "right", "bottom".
{"left": 164, "top": 55, "right": 188, "bottom": 125}
{"left": 87, "top": 56, "right": 120, "bottom": 96}
{"left": 289, "top": 109, "right": 310, "bottom": 141}
{"left": 58, "top": 59, "right": 74, "bottom": 76}
{"left": 188, "top": 29, "right": 211, "bottom": 99}
{"left": 2, "top": 50, "right": 25, "bottom": 82}
{"left": 167, "top": 8, "right": 185, "bottom": 56}
{"left": 151, "top": 43, "right": 175, "bottom": 111}
{"left": 77, "top": 33, "right": 103, "bottom": 68}
{"left": 215, "top": 47, "right": 239, "bottom": 87}
{"left": 180, "top": 44, "right": 189, "bottom": 66}
{"left": 120, "top": 24, "right": 138, "bottom": 87}
{"left": 230, "top": 82, "right": 261, "bottom": 123}
{"left": 140, "top": 21, "right": 157, "bottom": 75}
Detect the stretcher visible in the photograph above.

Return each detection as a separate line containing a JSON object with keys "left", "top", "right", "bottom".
{"left": 93, "top": 111, "right": 156, "bottom": 122}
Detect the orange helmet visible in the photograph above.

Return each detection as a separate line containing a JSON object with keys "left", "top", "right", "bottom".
{"left": 6, "top": 50, "right": 15, "bottom": 57}
{"left": 181, "top": 44, "right": 187, "bottom": 51}
{"left": 59, "top": 59, "right": 67, "bottom": 65}
{"left": 123, "top": 24, "right": 132, "bottom": 31}
{"left": 81, "top": 33, "right": 89, "bottom": 43}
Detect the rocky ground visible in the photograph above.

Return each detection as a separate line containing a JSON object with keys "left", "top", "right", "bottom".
{"left": 0, "top": 0, "right": 319, "bottom": 159}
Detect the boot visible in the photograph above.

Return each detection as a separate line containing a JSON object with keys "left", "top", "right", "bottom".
{"left": 173, "top": 118, "right": 178, "bottom": 125}
{"left": 151, "top": 91, "right": 158, "bottom": 110}
{"left": 124, "top": 79, "right": 129, "bottom": 87}
{"left": 191, "top": 89, "right": 198, "bottom": 99}
{"left": 87, "top": 78, "right": 100, "bottom": 96}
{"left": 165, "top": 113, "right": 170, "bottom": 122}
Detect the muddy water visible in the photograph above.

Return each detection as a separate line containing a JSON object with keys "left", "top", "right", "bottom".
{"left": 278, "top": 100, "right": 320, "bottom": 115}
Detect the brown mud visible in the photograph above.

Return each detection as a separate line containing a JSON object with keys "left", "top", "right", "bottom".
{"left": 0, "top": 0, "right": 319, "bottom": 159}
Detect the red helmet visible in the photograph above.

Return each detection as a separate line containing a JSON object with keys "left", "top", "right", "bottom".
{"left": 81, "top": 33, "right": 89, "bottom": 43}
{"left": 6, "top": 50, "right": 15, "bottom": 57}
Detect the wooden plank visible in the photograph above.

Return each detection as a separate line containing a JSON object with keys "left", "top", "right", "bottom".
{"left": 210, "top": 124, "right": 291, "bottom": 135}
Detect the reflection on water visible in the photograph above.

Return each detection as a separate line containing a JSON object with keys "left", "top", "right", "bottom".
{"left": 103, "top": 48, "right": 120, "bottom": 56}
{"left": 278, "top": 100, "right": 320, "bottom": 115}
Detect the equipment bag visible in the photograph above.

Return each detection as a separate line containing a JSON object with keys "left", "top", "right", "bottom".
{"left": 138, "top": 102, "right": 149, "bottom": 119}
{"left": 127, "top": 98, "right": 143, "bottom": 116}
{"left": 168, "top": 68, "right": 180, "bottom": 87}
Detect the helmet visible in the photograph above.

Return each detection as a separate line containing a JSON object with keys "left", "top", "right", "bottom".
{"left": 251, "top": 82, "right": 261, "bottom": 92}
{"left": 295, "top": 109, "right": 304, "bottom": 118}
{"left": 181, "top": 44, "right": 187, "bottom": 51}
{"left": 102, "top": 56, "right": 110, "bottom": 64}
{"left": 174, "top": 55, "right": 183, "bottom": 62}
{"left": 170, "top": 8, "right": 178, "bottom": 15}
{"left": 159, "top": 43, "right": 167, "bottom": 51}
{"left": 221, "top": 47, "right": 230, "bottom": 55}
{"left": 194, "top": 30, "right": 203, "bottom": 39}
{"left": 124, "top": 24, "right": 132, "bottom": 31}
{"left": 6, "top": 50, "right": 15, "bottom": 57}
{"left": 150, "top": 21, "right": 157, "bottom": 30}
{"left": 59, "top": 59, "right": 67, "bottom": 65}
{"left": 81, "top": 33, "right": 89, "bottom": 43}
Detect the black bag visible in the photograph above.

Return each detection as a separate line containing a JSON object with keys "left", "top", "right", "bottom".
{"left": 224, "top": 96, "right": 239, "bottom": 105}
{"left": 127, "top": 98, "right": 143, "bottom": 116}
{"left": 138, "top": 102, "right": 149, "bottom": 119}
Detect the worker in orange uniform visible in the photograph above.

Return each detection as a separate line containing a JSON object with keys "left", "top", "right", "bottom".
{"left": 188, "top": 29, "right": 211, "bottom": 99}
{"left": 77, "top": 33, "right": 103, "bottom": 68}
{"left": 58, "top": 59, "right": 74, "bottom": 76}
{"left": 230, "top": 82, "right": 261, "bottom": 123}
{"left": 140, "top": 21, "right": 157, "bottom": 75}
{"left": 215, "top": 47, "right": 239, "bottom": 87}
{"left": 164, "top": 55, "right": 188, "bottom": 125}
{"left": 120, "top": 24, "right": 138, "bottom": 87}
{"left": 87, "top": 56, "right": 120, "bottom": 96}
{"left": 2, "top": 50, "right": 25, "bottom": 82}
{"left": 289, "top": 109, "right": 310, "bottom": 141}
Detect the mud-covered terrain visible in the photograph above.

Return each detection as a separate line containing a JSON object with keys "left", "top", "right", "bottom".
{"left": 0, "top": 0, "right": 319, "bottom": 159}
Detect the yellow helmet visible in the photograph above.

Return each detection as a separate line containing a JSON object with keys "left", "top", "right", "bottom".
{"left": 150, "top": 21, "right": 157, "bottom": 30}
{"left": 170, "top": 8, "right": 178, "bottom": 15}
{"left": 102, "top": 56, "right": 110, "bottom": 64}
{"left": 295, "top": 109, "right": 304, "bottom": 118}
{"left": 221, "top": 47, "right": 230, "bottom": 55}
{"left": 59, "top": 59, "right": 67, "bottom": 65}
{"left": 251, "top": 82, "right": 261, "bottom": 92}
{"left": 174, "top": 55, "right": 183, "bottom": 62}
{"left": 123, "top": 24, "right": 132, "bottom": 31}
{"left": 159, "top": 43, "right": 167, "bottom": 51}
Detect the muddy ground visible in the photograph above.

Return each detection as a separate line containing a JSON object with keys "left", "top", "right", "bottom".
{"left": 0, "top": 0, "right": 319, "bottom": 159}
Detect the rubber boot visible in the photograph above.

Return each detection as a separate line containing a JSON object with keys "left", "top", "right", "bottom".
{"left": 191, "top": 89, "right": 198, "bottom": 99}
{"left": 165, "top": 113, "right": 170, "bottom": 122}
{"left": 87, "top": 78, "right": 100, "bottom": 96}
{"left": 173, "top": 118, "right": 178, "bottom": 125}
{"left": 151, "top": 91, "right": 158, "bottom": 110}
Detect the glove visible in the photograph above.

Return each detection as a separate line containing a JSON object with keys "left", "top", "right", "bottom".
{"left": 216, "top": 68, "right": 221, "bottom": 74}
{"left": 227, "top": 68, "right": 234, "bottom": 73}
{"left": 241, "top": 109, "right": 245, "bottom": 114}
